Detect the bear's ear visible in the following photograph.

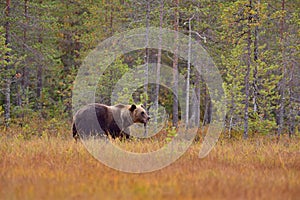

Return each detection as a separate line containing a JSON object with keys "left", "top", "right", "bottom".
{"left": 140, "top": 104, "right": 145, "bottom": 109}
{"left": 129, "top": 104, "right": 137, "bottom": 112}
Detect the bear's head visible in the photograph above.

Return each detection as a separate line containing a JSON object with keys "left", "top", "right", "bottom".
{"left": 129, "top": 104, "right": 150, "bottom": 125}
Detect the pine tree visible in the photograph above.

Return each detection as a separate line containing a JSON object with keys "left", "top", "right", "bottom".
{"left": 172, "top": 0, "right": 179, "bottom": 128}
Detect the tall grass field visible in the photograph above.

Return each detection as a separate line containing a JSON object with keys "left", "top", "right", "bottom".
{"left": 0, "top": 123, "right": 299, "bottom": 200}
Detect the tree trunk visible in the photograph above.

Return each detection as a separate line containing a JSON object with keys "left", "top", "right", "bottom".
{"left": 277, "top": 0, "right": 286, "bottom": 141}
{"left": 172, "top": 0, "right": 179, "bottom": 128}
{"left": 194, "top": 4, "right": 201, "bottom": 128}
{"left": 36, "top": 61, "right": 43, "bottom": 108}
{"left": 253, "top": 0, "right": 260, "bottom": 113}
{"left": 243, "top": 0, "right": 253, "bottom": 140}
{"left": 288, "top": 103, "right": 295, "bottom": 138}
{"left": 228, "top": 93, "right": 235, "bottom": 138}
{"left": 4, "top": 81, "right": 11, "bottom": 128}
{"left": 144, "top": 0, "right": 150, "bottom": 105}
{"left": 22, "top": 0, "right": 29, "bottom": 97}
{"left": 5, "top": 0, "right": 11, "bottom": 46}
{"left": 143, "top": 0, "right": 150, "bottom": 137}
{"left": 288, "top": 63, "right": 296, "bottom": 138}
{"left": 185, "top": 15, "right": 194, "bottom": 129}
{"left": 154, "top": 0, "right": 164, "bottom": 130}
{"left": 202, "top": 87, "right": 211, "bottom": 126}
{"left": 36, "top": 1, "right": 44, "bottom": 109}
{"left": 36, "top": 69, "right": 42, "bottom": 108}
{"left": 4, "top": 0, "right": 11, "bottom": 128}
{"left": 194, "top": 71, "right": 201, "bottom": 128}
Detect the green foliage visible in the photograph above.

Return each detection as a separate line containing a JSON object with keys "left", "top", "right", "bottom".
{"left": 96, "top": 58, "right": 130, "bottom": 105}
{"left": 0, "top": 26, "right": 11, "bottom": 66}
{"left": 0, "top": 26, "right": 14, "bottom": 88}
{"left": 0, "top": 0, "right": 299, "bottom": 138}
{"left": 166, "top": 126, "right": 177, "bottom": 142}
{"left": 248, "top": 113, "right": 277, "bottom": 135}
{"left": 219, "top": 0, "right": 296, "bottom": 137}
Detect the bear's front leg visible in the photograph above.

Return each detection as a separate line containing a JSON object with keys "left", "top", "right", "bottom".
{"left": 120, "top": 127, "right": 130, "bottom": 140}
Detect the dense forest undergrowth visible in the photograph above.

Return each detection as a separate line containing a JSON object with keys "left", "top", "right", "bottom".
{"left": 1, "top": 114, "right": 298, "bottom": 142}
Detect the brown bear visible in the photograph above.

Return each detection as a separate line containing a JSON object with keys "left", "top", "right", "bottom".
{"left": 72, "top": 103, "right": 150, "bottom": 141}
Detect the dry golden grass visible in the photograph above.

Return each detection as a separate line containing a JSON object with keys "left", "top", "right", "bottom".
{"left": 0, "top": 127, "right": 299, "bottom": 200}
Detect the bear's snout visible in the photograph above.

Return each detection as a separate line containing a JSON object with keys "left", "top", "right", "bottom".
{"left": 144, "top": 116, "right": 150, "bottom": 124}
{"left": 143, "top": 116, "right": 150, "bottom": 126}
{"left": 141, "top": 115, "right": 150, "bottom": 125}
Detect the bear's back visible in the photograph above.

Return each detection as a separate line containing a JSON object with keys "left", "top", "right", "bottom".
{"left": 91, "top": 103, "right": 123, "bottom": 137}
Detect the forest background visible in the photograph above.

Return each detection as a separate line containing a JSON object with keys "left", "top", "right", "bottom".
{"left": 0, "top": 0, "right": 299, "bottom": 140}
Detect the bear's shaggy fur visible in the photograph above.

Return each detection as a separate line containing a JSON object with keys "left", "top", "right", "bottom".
{"left": 72, "top": 103, "right": 150, "bottom": 141}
